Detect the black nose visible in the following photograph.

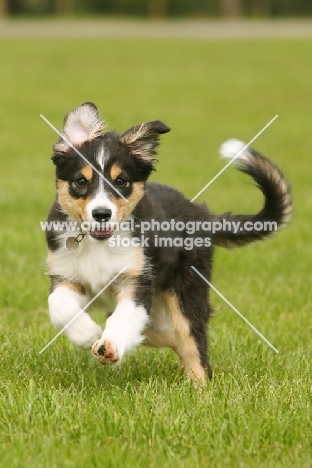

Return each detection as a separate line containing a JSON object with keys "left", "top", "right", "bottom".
{"left": 92, "top": 208, "right": 112, "bottom": 222}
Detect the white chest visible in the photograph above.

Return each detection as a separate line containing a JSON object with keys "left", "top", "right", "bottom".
{"left": 48, "top": 234, "right": 142, "bottom": 293}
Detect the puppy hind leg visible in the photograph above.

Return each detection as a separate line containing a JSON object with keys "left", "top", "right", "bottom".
{"left": 164, "top": 291, "right": 210, "bottom": 384}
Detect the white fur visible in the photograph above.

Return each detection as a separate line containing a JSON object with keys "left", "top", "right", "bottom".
{"left": 85, "top": 183, "right": 117, "bottom": 225}
{"left": 220, "top": 139, "right": 251, "bottom": 163}
{"left": 48, "top": 231, "right": 144, "bottom": 351}
{"left": 48, "top": 286, "right": 102, "bottom": 347}
{"left": 96, "top": 145, "right": 107, "bottom": 171}
{"left": 64, "top": 103, "right": 104, "bottom": 146}
{"left": 100, "top": 298, "right": 149, "bottom": 360}
{"left": 48, "top": 234, "right": 141, "bottom": 293}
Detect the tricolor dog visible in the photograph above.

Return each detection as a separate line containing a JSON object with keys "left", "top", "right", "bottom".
{"left": 45, "top": 102, "right": 292, "bottom": 383}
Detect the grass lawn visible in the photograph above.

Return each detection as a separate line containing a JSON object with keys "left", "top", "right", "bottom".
{"left": 0, "top": 34, "right": 311, "bottom": 467}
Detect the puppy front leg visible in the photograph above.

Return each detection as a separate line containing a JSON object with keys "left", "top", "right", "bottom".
{"left": 48, "top": 283, "right": 102, "bottom": 348}
{"left": 92, "top": 297, "right": 149, "bottom": 365}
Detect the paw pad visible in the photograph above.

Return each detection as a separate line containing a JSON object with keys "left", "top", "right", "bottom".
{"left": 91, "top": 340, "right": 119, "bottom": 364}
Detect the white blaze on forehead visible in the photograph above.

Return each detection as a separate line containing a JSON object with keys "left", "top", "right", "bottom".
{"left": 96, "top": 145, "right": 108, "bottom": 171}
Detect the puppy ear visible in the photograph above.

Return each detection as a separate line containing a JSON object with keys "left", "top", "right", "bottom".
{"left": 120, "top": 121, "right": 170, "bottom": 163}
{"left": 54, "top": 102, "right": 105, "bottom": 153}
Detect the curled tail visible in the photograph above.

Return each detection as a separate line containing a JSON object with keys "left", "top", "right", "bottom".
{"left": 214, "top": 139, "right": 292, "bottom": 248}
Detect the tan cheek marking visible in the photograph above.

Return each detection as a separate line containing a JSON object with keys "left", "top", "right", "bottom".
{"left": 110, "top": 164, "right": 122, "bottom": 180}
{"left": 57, "top": 180, "right": 91, "bottom": 222}
{"left": 57, "top": 180, "right": 80, "bottom": 221}
{"left": 77, "top": 197, "right": 92, "bottom": 222}
{"left": 81, "top": 165, "right": 93, "bottom": 181}
{"left": 164, "top": 291, "right": 206, "bottom": 383}
{"left": 112, "top": 182, "right": 144, "bottom": 221}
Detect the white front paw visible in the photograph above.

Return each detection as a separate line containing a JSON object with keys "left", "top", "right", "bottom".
{"left": 91, "top": 338, "right": 123, "bottom": 365}
{"left": 64, "top": 317, "right": 102, "bottom": 349}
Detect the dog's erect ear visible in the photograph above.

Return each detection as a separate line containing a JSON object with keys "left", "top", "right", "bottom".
{"left": 120, "top": 121, "right": 170, "bottom": 163}
{"left": 54, "top": 102, "right": 105, "bottom": 154}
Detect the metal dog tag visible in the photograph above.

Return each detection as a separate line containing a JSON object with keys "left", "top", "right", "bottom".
{"left": 66, "top": 236, "right": 79, "bottom": 251}
{"left": 66, "top": 232, "right": 87, "bottom": 251}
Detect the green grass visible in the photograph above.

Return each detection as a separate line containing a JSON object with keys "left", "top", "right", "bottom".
{"left": 0, "top": 35, "right": 311, "bottom": 467}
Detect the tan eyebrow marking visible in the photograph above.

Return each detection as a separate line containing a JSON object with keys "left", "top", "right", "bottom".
{"left": 110, "top": 164, "right": 122, "bottom": 180}
{"left": 81, "top": 165, "right": 93, "bottom": 181}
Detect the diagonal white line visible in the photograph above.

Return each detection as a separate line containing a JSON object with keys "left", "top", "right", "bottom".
{"left": 40, "top": 114, "right": 128, "bottom": 202}
{"left": 39, "top": 265, "right": 128, "bottom": 354}
{"left": 190, "top": 266, "right": 279, "bottom": 353}
{"left": 191, "top": 115, "right": 278, "bottom": 202}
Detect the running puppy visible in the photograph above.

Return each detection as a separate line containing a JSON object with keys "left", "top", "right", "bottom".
{"left": 45, "top": 102, "right": 292, "bottom": 383}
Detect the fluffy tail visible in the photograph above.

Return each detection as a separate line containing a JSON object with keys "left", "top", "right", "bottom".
{"left": 213, "top": 139, "right": 292, "bottom": 248}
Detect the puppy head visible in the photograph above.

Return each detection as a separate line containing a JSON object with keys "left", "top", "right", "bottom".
{"left": 52, "top": 102, "right": 170, "bottom": 240}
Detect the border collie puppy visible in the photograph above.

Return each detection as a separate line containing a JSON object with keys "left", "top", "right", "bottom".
{"left": 46, "top": 102, "right": 292, "bottom": 383}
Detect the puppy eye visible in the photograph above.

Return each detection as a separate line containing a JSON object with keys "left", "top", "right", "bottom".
{"left": 115, "top": 176, "right": 127, "bottom": 187}
{"left": 76, "top": 177, "right": 88, "bottom": 186}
